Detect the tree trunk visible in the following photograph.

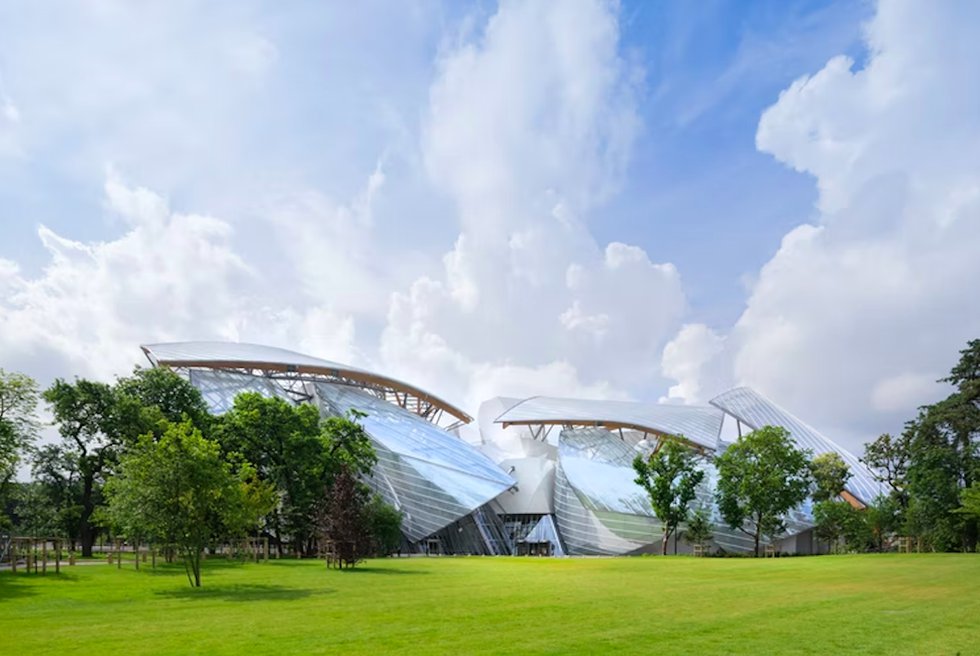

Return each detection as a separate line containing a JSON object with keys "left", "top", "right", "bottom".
{"left": 662, "top": 528, "right": 669, "bottom": 556}
{"left": 79, "top": 473, "right": 96, "bottom": 557}
{"left": 754, "top": 527, "right": 761, "bottom": 557}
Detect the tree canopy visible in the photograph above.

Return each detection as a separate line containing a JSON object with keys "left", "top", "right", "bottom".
{"left": 715, "top": 425, "right": 811, "bottom": 556}
{"left": 0, "top": 369, "right": 39, "bottom": 528}
{"left": 632, "top": 439, "right": 704, "bottom": 555}
{"left": 810, "top": 452, "right": 851, "bottom": 503}
{"left": 104, "top": 421, "right": 273, "bottom": 587}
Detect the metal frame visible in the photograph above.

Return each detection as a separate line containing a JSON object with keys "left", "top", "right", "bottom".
{"left": 500, "top": 418, "right": 711, "bottom": 453}
{"left": 144, "top": 348, "right": 471, "bottom": 431}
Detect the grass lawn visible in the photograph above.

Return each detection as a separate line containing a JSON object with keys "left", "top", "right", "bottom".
{"left": 2, "top": 554, "right": 978, "bottom": 655}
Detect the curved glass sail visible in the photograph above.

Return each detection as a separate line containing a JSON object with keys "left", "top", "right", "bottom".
{"left": 188, "top": 369, "right": 295, "bottom": 414}
{"left": 554, "top": 428, "right": 814, "bottom": 555}
{"left": 496, "top": 396, "right": 723, "bottom": 449}
{"left": 314, "top": 383, "right": 515, "bottom": 541}
{"left": 710, "top": 387, "right": 880, "bottom": 504}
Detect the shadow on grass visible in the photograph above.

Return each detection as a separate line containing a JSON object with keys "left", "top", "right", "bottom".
{"left": 335, "top": 565, "right": 429, "bottom": 575}
{"left": 0, "top": 570, "right": 83, "bottom": 600}
{"left": 155, "top": 583, "right": 330, "bottom": 602}
{"left": 0, "top": 574, "right": 39, "bottom": 601}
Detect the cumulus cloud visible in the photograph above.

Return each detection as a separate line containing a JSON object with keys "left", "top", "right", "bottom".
{"left": 0, "top": 174, "right": 251, "bottom": 380}
{"left": 0, "top": 169, "right": 367, "bottom": 384}
{"left": 659, "top": 323, "right": 725, "bottom": 404}
{"left": 380, "top": 0, "right": 685, "bottom": 407}
{"left": 663, "top": 0, "right": 980, "bottom": 445}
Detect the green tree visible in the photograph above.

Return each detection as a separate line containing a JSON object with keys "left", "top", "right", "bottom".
{"left": 0, "top": 370, "right": 39, "bottom": 527}
{"left": 813, "top": 500, "right": 865, "bottom": 553}
{"left": 715, "top": 425, "right": 812, "bottom": 557}
{"left": 632, "top": 439, "right": 705, "bottom": 555}
{"left": 865, "top": 494, "right": 901, "bottom": 552}
{"left": 319, "top": 463, "right": 371, "bottom": 568}
{"left": 30, "top": 445, "right": 83, "bottom": 547}
{"left": 810, "top": 452, "right": 852, "bottom": 503}
{"left": 43, "top": 378, "right": 117, "bottom": 556}
{"left": 104, "top": 421, "right": 266, "bottom": 587}
{"left": 862, "top": 432, "right": 910, "bottom": 509}
{"left": 321, "top": 409, "right": 377, "bottom": 478}
{"left": 113, "top": 366, "right": 212, "bottom": 442}
{"left": 957, "top": 483, "right": 980, "bottom": 522}
{"left": 366, "top": 495, "right": 403, "bottom": 556}
{"left": 902, "top": 339, "right": 979, "bottom": 551}
{"left": 214, "top": 393, "right": 326, "bottom": 556}
{"left": 683, "top": 506, "right": 714, "bottom": 551}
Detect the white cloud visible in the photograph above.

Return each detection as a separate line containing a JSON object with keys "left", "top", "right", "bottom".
{"left": 871, "top": 372, "right": 941, "bottom": 413}
{"left": 660, "top": 323, "right": 725, "bottom": 404}
{"left": 664, "top": 0, "right": 980, "bottom": 446}
{"left": 2, "top": 97, "right": 19, "bottom": 124}
{"left": 0, "top": 174, "right": 251, "bottom": 380}
{"left": 380, "top": 0, "right": 685, "bottom": 408}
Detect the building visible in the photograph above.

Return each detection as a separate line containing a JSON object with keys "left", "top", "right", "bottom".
{"left": 143, "top": 341, "right": 879, "bottom": 556}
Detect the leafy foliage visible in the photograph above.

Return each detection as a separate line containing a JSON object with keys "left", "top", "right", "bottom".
{"left": 809, "top": 452, "right": 851, "bottom": 503}
{"left": 42, "top": 378, "right": 118, "bottom": 556}
{"left": 715, "top": 425, "right": 812, "bottom": 556}
{"left": 0, "top": 369, "right": 39, "bottom": 528}
{"left": 366, "top": 495, "right": 403, "bottom": 556}
{"left": 112, "top": 366, "right": 212, "bottom": 443}
{"left": 683, "top": 505, "right": 714, "bottom": 549}
{"left": 214, "top": 393, "right": 327, "bottom": 555}
{"left": 319, "top": 464, "right": 371, "bottom": 568}
{"left": 813, "top": 500, "right": 867, "bottom": 553}
{"left": 315, "top": 410, "right": 380, "bottom": 568}
{"left": 862, "top": 432, "right": 910, "bottom": 510}
{"left": 103, "top": 421, "right": 271, "bottom": 587}
{"left": 632, "top": 439, "right": 704, "bottom": 555}
{"left": 900, "top": 339, "right": 980, "bottom": 551}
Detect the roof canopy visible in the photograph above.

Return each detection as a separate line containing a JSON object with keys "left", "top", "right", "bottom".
{"left": 141, "top": 341, "right": 472, "bottom": 427}
{"left": 709, "top": 386, "right": 878, "bottom": 505}
{"left": 494, "top": 396, "right": 723, "bottom": 450}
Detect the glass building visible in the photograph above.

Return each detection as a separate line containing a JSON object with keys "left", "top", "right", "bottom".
{"left": 143, "top": 341, "right": 878, "bottom": 556}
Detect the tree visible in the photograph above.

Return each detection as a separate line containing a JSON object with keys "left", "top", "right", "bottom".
{"left": 320, "top": 464, "right": 370, "bottom": 568}
{"left": 813, "top": 500, "right": 864, "bottom": 553}
{"left": 315, "top": 411, "right": 379, "bottom": 567}
{"left": 366, "top": 495, "right": 403, "bottom": 556}
{"left": 865, "top": 494, "right": 901, "bottom": 552}
{"left": 956, "top": 483, "right": 980, "bottom": 522}
{"left": 214, "top": 393, "right": 326, "bottom": 556}
{"left": 113, "top": 366, "right": 212, "bottom": 442}
{"left": 104, "top": 421, "right": 267, "bottom": 587}
{"left": 0, "top": 370, "right": 39, "bottom": 527}
{"left": 810, "top": 452, "right": 852, "bottom": 503}
{"left": 683, "top": 506, "right": 714, "bottom": 551}
{"left": 43, "top": 378, "right": 117, "bottom": 556}
{"left": 30, "top": 445, "right": 83, "bottom": 548}
{"left": 632, "top": 439, "right": 705, "bottom": 555}
{"left": 902, "top": 339, "right": 980, "bottom": 551}
{"left": 715, "top": 425, "right": 812, "bottom": 556}
{"left": 321, "top": 409, "right": 377, "bottom": 478}
{"left": 862, "top": 432, "right": 910, "bottom": 509}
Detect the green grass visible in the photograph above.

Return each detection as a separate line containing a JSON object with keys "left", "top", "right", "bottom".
{"left": 2, "top": 554, "right": 978, "bottom": 655}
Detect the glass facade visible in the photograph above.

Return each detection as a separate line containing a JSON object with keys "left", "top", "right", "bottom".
{"left": 553, "top": 428, "right": 815, "bottom": 555}
{"left": 497, "top": 396, "right": 724, "bottom": 449}
{"left": 710, "top": 387, "right": 880, "bottom": 504}
{"left": 146, "top": 341, "right": 871, "bottom": 556}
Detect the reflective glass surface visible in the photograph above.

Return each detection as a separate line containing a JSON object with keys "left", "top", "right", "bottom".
{"left": 710, "top": 387, "right": 880, "bottom": 503}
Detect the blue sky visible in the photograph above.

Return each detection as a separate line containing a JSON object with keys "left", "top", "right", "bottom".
{"left": 1, "top": 0, "right": 978, "bottom": 452}
{"left": 607, "top": 0, "right": 872, "bottom": 326}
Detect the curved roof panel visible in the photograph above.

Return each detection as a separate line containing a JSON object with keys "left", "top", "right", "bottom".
{"left": 709, "top": 386, "right": 879, "bottom": 504}
{"left": 141, "top": 341, "right": 472, "bottom": 425}
{"left": 494, "top": 396, "right": 723, "bottom": 450}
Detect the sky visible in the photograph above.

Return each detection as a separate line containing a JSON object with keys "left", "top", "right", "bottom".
{"left": 1, "top": 0, "right": 978, "bottom": 454}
